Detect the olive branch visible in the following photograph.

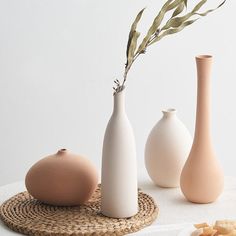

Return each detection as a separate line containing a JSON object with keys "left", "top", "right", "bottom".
{"left": 113, "top": 0, "right": 226, "bottom": 95}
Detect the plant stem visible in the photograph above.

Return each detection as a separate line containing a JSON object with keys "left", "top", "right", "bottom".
{"left": 121, "top": 51, "right": 141, "bottom": 88}
{"left": 120, "top": 33, "right": 159, "bottom": 89}
{"left": 147, "top": 32, "right": 160, "bottom": 47}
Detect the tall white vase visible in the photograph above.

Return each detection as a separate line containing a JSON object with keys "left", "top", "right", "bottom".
{"left": 101, "top": 90, "right": 138, "bottom": 218}
{"left": 145, "top": 109, "right": 192, "bottom": 188}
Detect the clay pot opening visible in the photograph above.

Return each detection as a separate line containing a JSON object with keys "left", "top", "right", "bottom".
{"left": 57, "top": 149, "right": 68, "bottom": 154}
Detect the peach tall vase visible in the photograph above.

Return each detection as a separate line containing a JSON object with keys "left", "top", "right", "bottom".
{"left": 180, "top": 55, "right": 224, "bottom": 203}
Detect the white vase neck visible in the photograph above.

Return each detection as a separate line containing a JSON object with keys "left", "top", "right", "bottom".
{"left": 162, "top": 108, "right": 177, "bottom": 118}
{"left": 113, "top": 90, "right": 126, "bottom": 115}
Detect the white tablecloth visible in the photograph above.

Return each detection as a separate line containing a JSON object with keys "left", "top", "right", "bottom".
{"left": 1, "top": 176, "right": 236, "bottom": 236}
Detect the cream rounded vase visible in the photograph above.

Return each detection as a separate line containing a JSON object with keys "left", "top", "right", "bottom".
{"left": 145, "top": 109, "right": 192, "bottom": 187}
{"left": 101, "top": 90, "right": 138, "bottom": 218}
{"left": 180, "top": 55, "right": 224, "bottom": 203}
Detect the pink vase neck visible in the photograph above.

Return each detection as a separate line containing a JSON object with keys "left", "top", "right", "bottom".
{"left": 57, "top": 149, "right": 68, "bottom": 155}
{"left": 113, "top": 90, "right": 126, "bottom": 115}
{"left": 194, "top": 55, "right": 213, "bottom": 145}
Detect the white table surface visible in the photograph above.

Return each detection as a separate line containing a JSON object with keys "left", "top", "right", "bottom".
{"left": 0, "top": 176, "right": 236, "bottom": 236}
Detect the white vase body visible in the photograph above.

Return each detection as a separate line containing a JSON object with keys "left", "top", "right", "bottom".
{"left": 101, "top": 90, "right": 138, "bottom": 218}
{"left": 145, "top": 109, "right": 192, "bottom": 187}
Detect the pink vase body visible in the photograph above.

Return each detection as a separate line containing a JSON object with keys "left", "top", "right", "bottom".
{"left": 25, "top": 149, "right": 98, "bottom": 206}
{"left": 180, "top": 55, "right": 224, "bottom": 203}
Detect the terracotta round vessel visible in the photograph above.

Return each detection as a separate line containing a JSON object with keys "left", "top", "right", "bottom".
{"left": 25, "top": 149, "right": 98, "bottom": 206}
{"left": 180, "top": 55, "right": 224, "bottom": 203}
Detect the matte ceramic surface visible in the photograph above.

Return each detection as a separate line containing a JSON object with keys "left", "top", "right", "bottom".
{"left": 101, "top": 90, "right": 138, "bottom": 218}
{"left": 180, "top": 55, "right": 224, "bottom": 203}
{"left": 25, "top": 149, "right": 98, "bottom": 206}
{"left": 145, "top": 109, "right": 192, "bottom": 187}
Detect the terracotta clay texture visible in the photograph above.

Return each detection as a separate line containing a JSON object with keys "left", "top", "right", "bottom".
{"left": 101, "top": 90, "right": 138, "bottom": 218}
{"left": 145, "top": 109, "right": 192, "bottom": 188}
{"left": 25, "top": 149, "right": 98, "bottom": 206}
{"left": 180, "top": 55, "right": 224, "bottom": 203}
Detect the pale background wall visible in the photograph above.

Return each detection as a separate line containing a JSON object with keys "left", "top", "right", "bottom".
{"left": 0, "top": 0, "right": 235, "bottom": 186}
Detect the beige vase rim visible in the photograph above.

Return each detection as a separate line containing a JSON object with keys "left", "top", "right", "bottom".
{"left": 196, "top": 54, "right": 213, "bottom": 59}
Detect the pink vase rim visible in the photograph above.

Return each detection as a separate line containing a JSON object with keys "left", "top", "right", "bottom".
{"left": 196, "top": 55, "right": 213, "bottom": 60}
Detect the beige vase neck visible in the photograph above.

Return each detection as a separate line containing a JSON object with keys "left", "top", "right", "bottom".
{"left": 194, "top": 55, "right": 213, "bottom": 146}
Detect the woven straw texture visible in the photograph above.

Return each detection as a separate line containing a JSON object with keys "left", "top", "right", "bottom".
{"left": 0, "top": 185, "right": 158, "bottom": 236}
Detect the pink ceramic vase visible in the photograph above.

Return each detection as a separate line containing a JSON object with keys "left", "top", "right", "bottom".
{"left": 25, "top": 149, "right": 98, "bottom": 206}
{"left": 180, "top": 55, "right": 224, "bottom": 203}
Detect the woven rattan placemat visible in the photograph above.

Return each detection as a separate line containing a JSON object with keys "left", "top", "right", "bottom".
{"left": 0, "top": 185, "right": 158, "bottom": 236}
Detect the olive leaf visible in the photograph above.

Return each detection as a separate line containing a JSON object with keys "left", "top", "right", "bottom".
{"left": 137, "top": 0, "right": 188, "bottom": 54}
{"left": 126, "top": 8, "right": 145, "bottom": 68}
{"left": 127, "top": 31, "right": 140, "bottom": 67}
{"left": 161, "top": 0, "right": 225, "bottom": 31}
{"left": 162, "top": 12, "right": 192, "bottom": 30}
{"left": 172, "top": 2, "right": 185, "bottom": 17}
{"left": 114, "top": 0, "right": 226, "bottom": 94}
{"left": 193, "top": 0, "right": 207, "bottom": 12}
{"left": 167, "top": 0, "right": 187, "bottom": 11}
{"left": 137, "top": 0, "right": 180, "bottom": 54}
{"left": 150, "top": 19, "right": 199, "bottom": 45}
{"left": 184, "top": 0, "right": 187, "bottom": 8}
{"left": 161, "top": 0, "right": 207, "bottom": 30}
{"left": 195, "top": 0, "right": 226, "bottom": 16}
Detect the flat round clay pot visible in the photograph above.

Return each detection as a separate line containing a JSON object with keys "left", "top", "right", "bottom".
{"left": 25, "top": 149, "right": 98, "bottom": 206}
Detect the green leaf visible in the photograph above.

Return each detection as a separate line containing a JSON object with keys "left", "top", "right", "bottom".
{"left": 137, "top": 0, "right": 181, "bottom": 53}
{"left": 195, "top": 0, "right": 226, "bottom": 16}
{"left": 149, "top": 0, "right": 174, "bottom": 34}
{"left": 150, "top": 19, "right": 199, "bottom": 45}
{"left": 120, "top": 0, "right": 226, "bottom": 91}
{"left": 184, "top": 0, "right": 188, "bottom": 8}
{"left": 162, "top": 12, "right": 192, "bottom": 30}
{"left": 161, "top": 0, "right": 225, "bottom": 30}
{"left": 172, "top": 2, "right": 185, "bottom": 17}
{"left": 130, "top": 8, "right": 145, "bottom": 33}
{"left": 127, "top": 31, "right": 140, "bottom": 67}
{"left": 167, "top": 0, "right": 186, "bottom": 11}
{"left": 126, "top": 8, "right": 145, "bottom": 65}
{"left": 192, "top": 0, "right": 207, "bottom": 12}
{"left": 162, "top": 0, "right": 203, "bottom": 30}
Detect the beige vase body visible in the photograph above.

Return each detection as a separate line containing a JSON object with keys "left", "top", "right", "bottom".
{"left": 25, "top": 149, "right": 98, "bottom": 206}
{"left": 145, "top": 109, "right": 192, "bottom": 188}
{"left": 101, "top": 90, "right": 138, "bottom": 218}
{"left": 180, "top": 55, "right": 224, "bottom": 203}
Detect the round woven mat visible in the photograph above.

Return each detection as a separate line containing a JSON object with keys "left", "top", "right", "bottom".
{"left": 0, "top": 185, "right": 158, "bottom": 236}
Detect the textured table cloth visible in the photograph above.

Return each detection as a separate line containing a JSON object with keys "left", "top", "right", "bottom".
{"left": 0, "top": 176, "right": 236, "bottom": 236}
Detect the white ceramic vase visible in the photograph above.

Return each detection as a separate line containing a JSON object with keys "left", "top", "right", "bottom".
{"left": 101, "top": 90, "right": 138, "bottom": 218}
{"left": 145, "top": 109, "right": 192, "bottom": 188}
